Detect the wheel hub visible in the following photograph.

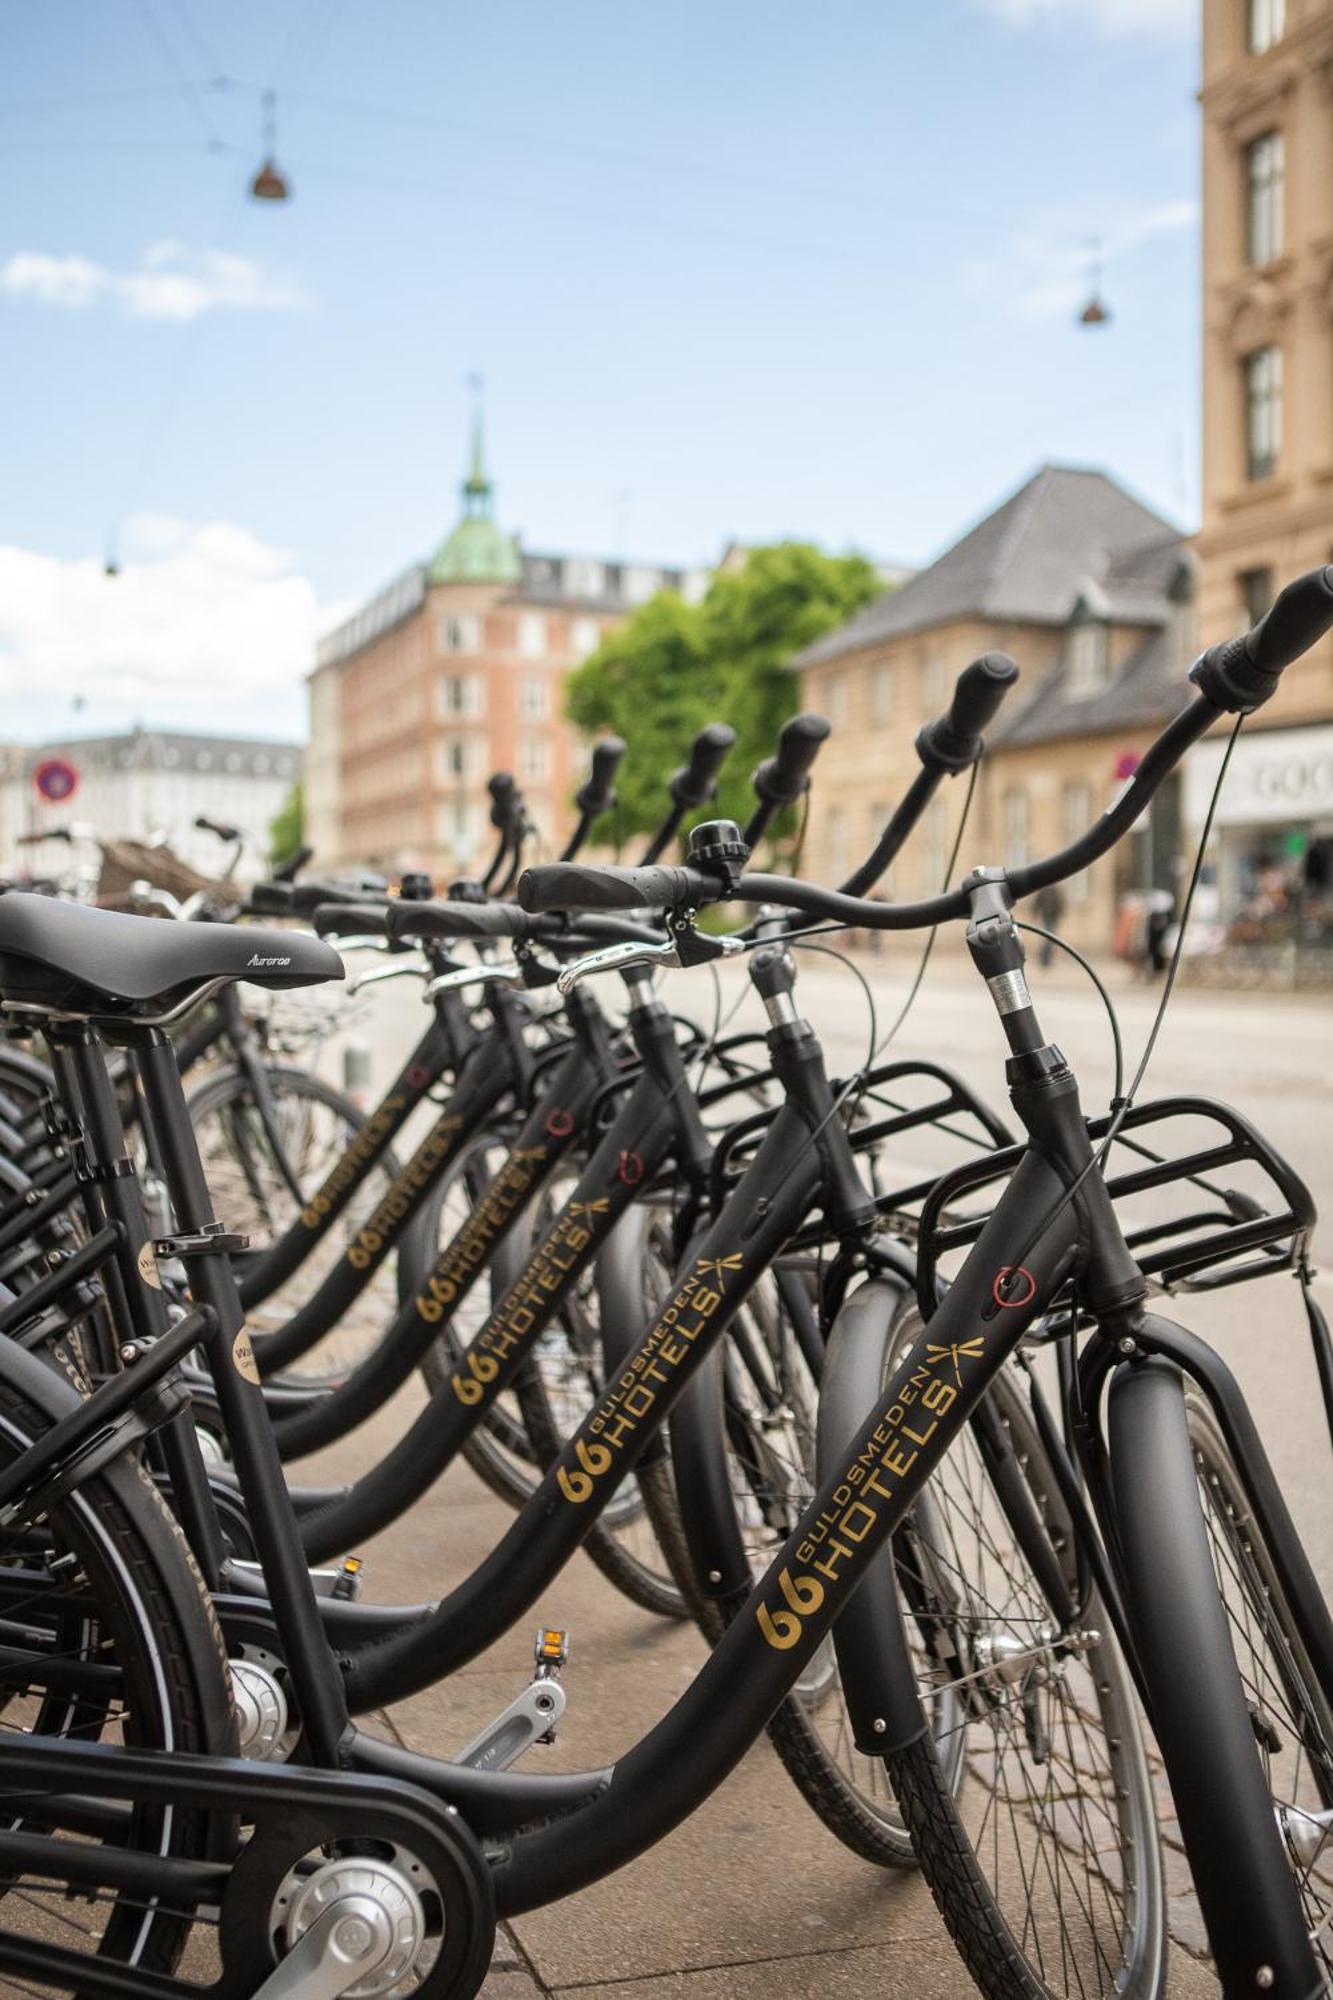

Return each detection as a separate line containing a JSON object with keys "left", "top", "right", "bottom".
{"left": 280, "top": 1851, "right": 427, "bottom": 1998}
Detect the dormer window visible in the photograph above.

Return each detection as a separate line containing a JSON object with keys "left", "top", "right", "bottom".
{"left": 1066, "top": 609, "right": 1110, "bottom": 696}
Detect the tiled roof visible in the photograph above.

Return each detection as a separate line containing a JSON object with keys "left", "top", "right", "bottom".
{"left": 994, "top": 628, "right": 1192, "bottom": 749}
{"left": 792, "top": 464, "right": 1182, "bottom": 668}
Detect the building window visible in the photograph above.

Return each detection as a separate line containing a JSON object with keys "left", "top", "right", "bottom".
{"left": 1239, "top": 566, "right": 1274, "bottom": 629}
{"left": 1062, "top": 781, "right": 1093, "bottom": 905}
{"left": 520, "top": 676, "right": 548, "bottom": 720}
{"left": 571, "top": 616, "right": 602, "bottom": 657}
{"left": 1248, "top": 0, "right": 1285, "bottom": 53}
{"left": 872, "top": 665, "right": 893, "bottom": 725}
{"left": 440, "top": 614, "right": 480, "bottom": 653}
{"left": 1244, "top": 345, "right": 1282, "bottom": 481}
{"left": 923, "top": 652, "right": 947, "bottom": 710}
{"left": 436, "top": 736, "right": 477, "bottom": 783}
{"left": 622, "top": 565, "right": 661, "bottom": 605}
{"left": 828, "top": 675, "right": 849, "bottom": 726}
{"left": 1245, "top": 131, "right": 1284, "bottom": 266}
{"left": 565, "top": 559, "right": 604, "bottom": 599}
{"left": 437, "top": 674, "right": 481, "bottom": 718}
{"left": 1066, "top": 618, "right": 1110, "bottom": 696}
{"left": 520, "top": 737, "right": 550, "bottom": 784}
{"left": 1003, "top": 788, "right": 1029, "bottom": 870}
{"left": 827, "top": 805, "right": 848, "bottom": 883}
{"left": 517, "top": 611, "right": 547, "bottom": 658}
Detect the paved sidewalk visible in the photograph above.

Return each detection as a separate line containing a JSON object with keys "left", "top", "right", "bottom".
{"left": 303, "top": 1390, "right": 1223, "bottom": 1998}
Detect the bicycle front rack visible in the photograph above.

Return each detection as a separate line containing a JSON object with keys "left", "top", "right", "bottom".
{"left": 913, "top": 1094, "right": 1317, "bottom": 1323}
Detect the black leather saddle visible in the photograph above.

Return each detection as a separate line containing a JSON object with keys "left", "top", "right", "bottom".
{"left": 0, "top": 894, "right": 343, "bottom": 1016}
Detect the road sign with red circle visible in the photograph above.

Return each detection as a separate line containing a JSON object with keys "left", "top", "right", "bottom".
{"left": 33, "top": 758, "right": 79, "bottom": 804}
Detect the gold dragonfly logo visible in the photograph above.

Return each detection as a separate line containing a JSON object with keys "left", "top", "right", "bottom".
{"left": 926, "top": 1337, "right": 985, "bottom": 1389}
{"left": 569, "top": 1197, "right": 610, "bottom": 1219}
{"left": 696, "top": 1253, "right": 744, "bottom": 1285}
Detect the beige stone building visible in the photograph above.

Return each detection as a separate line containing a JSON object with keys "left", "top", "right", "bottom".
{"left": 306, "top": 427, "right": 707, "bottom": 877}
{"left": 1193, "top": 0, "right": 1333, "bottom": 946}
{"left": 794, "top": 465, "right": 1195, "bottom": 954}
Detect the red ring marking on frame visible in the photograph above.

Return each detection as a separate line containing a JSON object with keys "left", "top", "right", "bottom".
{"left": 405, "top": 1064, "right": 431, "bottom": 1089}
{"left": 546, "top": 1108, "right": 575, "bottom": 1138}
{"left": 992, "top": 1266, "right": 1036, "bottom": 1309}
{"left": 618, "top": 1150, "right": 645, "bottom": 1186}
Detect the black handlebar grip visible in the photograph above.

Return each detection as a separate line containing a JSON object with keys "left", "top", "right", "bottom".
{"left": 669, "top": 723, "right": 736, "bottom": 809}
{"left": 488, "top": 771, "right": 518, "bottom": 830}
{"left": 1191, "top": 565, "right": 1333, "bottom": 713}
{"left": 575, "top": 735, "right": 627, "bottom": 817}
{"left": 271, "top": 842, "right": 313, "bottom": 884}
{"left": 386, "top": 899, "right": 557, "bottom": 943}
{"left": 289, "top": 879, "right": 387, "bottom": 918}
{"left": 194, "top": 815, "right": 241, "bottom": 843}
{"left": 312, "top": 903, "right": 392, "bottom": 941}
{"left": 916, "top": 652, "right": 1020, "bottom": 773}
{"left": 751, "top": 712, "right": 831, "bottom": 806}
{"left": 517, "top": 860, "right": 721, "bottom": 914}
{"left": 247, "top": 881, "right": 294, "bottom": 915}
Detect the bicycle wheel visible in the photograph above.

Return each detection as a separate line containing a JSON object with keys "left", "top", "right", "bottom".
{"left": 1184, "top": 1385, "right": 1333, "bottom": 1973}
{"left": 683, "top": 1266, "right": 925, "bottom": 1866}
{"left": 511, "top": 1194, "right": 691, "bottom": 1619}
{"left": 187, "top": 1063, "right": 409, "bottom": 1376}
{"left": 0, "top": 1357, "right": 234, "bottom": 1982}
{"left": 881, "top": 1306, "right": 1166, "bottom": 1997}
{"left": 418, "top": 1137, "right": 548, "bottom": 1511}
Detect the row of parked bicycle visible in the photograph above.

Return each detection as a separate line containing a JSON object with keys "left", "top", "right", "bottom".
{"left": 0, "top": 566, "right": 1329, "bottom": 1999}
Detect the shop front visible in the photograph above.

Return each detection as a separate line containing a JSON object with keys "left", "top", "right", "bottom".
{"left": 1183, "top": 723, "right": 1333, "bottom": 980}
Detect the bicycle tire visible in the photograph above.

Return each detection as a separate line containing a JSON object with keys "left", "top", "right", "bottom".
{"left": 0, "top": 1349, "right": 234, "bottom": 1978}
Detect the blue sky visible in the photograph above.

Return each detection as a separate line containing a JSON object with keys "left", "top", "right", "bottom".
{"left": 1, "top": 0, "right": 1199, "bottom": 741}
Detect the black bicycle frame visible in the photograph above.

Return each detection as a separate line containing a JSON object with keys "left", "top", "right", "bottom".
{"left": 237, "top": 994, "right": 466, "bottom": 1319}
{"left": 263, "top": 983, "right": 620, "bottom": 1460}
{"left": 288, "top": 975, "right": 715, "bottom": 1563}
{"left": 250, "top": 990, "right": 522, "bottom": 1372}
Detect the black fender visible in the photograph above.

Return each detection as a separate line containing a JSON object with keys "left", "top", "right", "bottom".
{"left": 816, "top": 1275, "right": 932, "bottom": 1754}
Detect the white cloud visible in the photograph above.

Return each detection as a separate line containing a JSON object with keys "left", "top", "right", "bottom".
{"left": 0, "top": 519, "right": 324, "bottom": 722}
{"left": 971, "top": 0, "right": 1195, "bottom": 32}
{"left": 964, "top": 197, "right": 1199, "bottom": 320}
{"left": 0, "top": 241, "right": 308, "bottom": 322}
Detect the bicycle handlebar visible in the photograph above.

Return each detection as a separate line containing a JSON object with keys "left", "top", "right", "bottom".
{"left": 751, "top": 712, "right": 831, "bottom": 808}
{"left": 518, "top": 564, "right": 1333, "bottom": 935}
{"left": 669, "top": 724, "right": 736, "bottom": 809}
{"left": 916, "top": 651, "right": 1019, "bottom": 773}
{"left": 1190, "top": 565, "right": 1333, "bottom": 713}
{"left": 575, "top": 735, "right": 627, "bottom": 818}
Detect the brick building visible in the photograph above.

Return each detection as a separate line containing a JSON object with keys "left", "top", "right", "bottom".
{"left": 793, "top": 465, "right": 1196, "bottom": 952}
{"left": 306, "top": 425, "right": 707, "bottom": 875}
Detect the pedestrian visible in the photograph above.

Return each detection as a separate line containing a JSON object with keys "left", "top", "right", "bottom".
{"left": 1034, "top": 882, "right": 1064, "bottom": 969}
{"left": 1145, "top": 888, "right": 1174, "bottom": 976}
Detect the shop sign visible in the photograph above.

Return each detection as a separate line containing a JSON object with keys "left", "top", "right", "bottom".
{"left": 1183, "top": 724, "right": 1333, "bottom": 829}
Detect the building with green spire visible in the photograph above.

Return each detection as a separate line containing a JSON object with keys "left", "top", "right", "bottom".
{"left": 306, "top": 408, "right": 709, "bottom": 873}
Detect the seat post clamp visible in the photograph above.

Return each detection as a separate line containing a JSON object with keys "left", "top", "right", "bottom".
{"left": 153, "top": 1223, "right": 251, "bottom": 1260}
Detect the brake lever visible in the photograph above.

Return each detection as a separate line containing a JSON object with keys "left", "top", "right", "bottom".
{"left": 424, "top": 961, "right": 524, "bottom": 1000}
{"left": 556, "top": 932, "right": 744, "bottom": 995}
{"left": 347, "top": 952, "right": 430, "bottom": 994}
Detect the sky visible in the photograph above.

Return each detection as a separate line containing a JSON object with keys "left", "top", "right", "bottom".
{"left": 0, "top": 0, "right": 1200, "bottom": 744}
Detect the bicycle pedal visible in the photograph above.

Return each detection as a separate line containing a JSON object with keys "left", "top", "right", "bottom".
{"left": 534, "top": 1624, "right": 569, "bottom": 1678}
{"left": 330, "top": 1556, "right": 363, "bottom": 1601}
{"left": 454, "top": 1636, "right": 571, "bottom": 1772}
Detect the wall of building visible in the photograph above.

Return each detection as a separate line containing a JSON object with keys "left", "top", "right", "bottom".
{"left": 1194, "top": 0, "right": 1333, "bottom": 949}
{"left": 319, "top": 580, "right": 619, "bottom": 879}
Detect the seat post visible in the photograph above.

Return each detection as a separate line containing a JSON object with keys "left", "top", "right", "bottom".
{"left": 130, "top": 1023, "right": 355, "bottom": 1767}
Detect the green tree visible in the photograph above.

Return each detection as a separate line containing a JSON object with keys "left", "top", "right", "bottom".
{"left": 565, "top": 543, "right": 881, "bottom": 848}
{"left": 268, "top": 779, "right": 304, "bottom": 865}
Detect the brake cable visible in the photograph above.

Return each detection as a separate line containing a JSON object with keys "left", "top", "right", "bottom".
{"left": 987, "top": 714, "right": 1245, "bottom": 1312}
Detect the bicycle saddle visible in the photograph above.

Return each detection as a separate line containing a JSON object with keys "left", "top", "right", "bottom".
{"left": 0, "top": 893, "right": 344, "bottom": 1016}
